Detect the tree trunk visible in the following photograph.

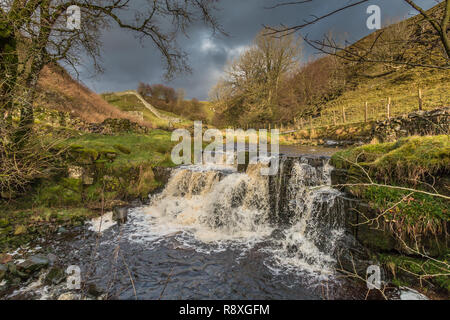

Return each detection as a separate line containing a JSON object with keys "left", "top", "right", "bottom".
{"left": 0, "top": 23, "right": 18, "bottom": 140}
{"left": 14, "top": 52, "right": 45, "bottom": 145}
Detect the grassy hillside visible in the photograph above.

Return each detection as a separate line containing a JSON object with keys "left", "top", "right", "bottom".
{"left": 35, "top": 64, "right": 153, "bottom": 127}
{"left": 102, "top": 92, "right": 192, "bottom": 128}
{"left": 312, "top": 3, "right": 449, "bottom": 127}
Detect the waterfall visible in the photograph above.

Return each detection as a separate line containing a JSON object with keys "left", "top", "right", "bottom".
{"left": 144, "top": 156, "right": 346, "bottom": 275}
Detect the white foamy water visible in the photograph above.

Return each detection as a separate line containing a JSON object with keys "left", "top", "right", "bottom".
{"left": 129, "top": 163, "right": 274, "bottom": 250}
{"left": 88, "top": 212, "right": 116, "bottom": 233}
{"left": 123, "top": 156, "right": 346, "bottom": 277}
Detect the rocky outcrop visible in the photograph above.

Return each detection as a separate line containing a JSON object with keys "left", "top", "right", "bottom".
{"left": 373, "top": 107, "right": 449, "bottom": 142}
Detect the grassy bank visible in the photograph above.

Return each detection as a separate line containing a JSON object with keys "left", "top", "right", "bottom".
{"left": 0, "top": 130, "right": 177, "bottom": 252}
{"left": 331, "top": 135, "right": 449, "bottom": 186}
{"left": 331, "top": 135, "right": 449, "bottom": 294}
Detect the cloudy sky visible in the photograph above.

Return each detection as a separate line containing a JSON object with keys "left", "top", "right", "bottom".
{"left": 77, "top": 0, "right": 439, "bottom": 100}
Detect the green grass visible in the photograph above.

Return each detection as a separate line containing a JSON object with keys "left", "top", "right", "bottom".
{"left": 64, "top": 130, "right": 176, "bottom": 167}
{"left": 378, "top": 253, "right": 450, "bottom": 294}
{"left": 331, "top": 135, "right": 450, "bottom": 184}
{"left": 101, "top": 93, "right": 192, "bottom": 128}
{"left": 0, "top": 206, "right": 98, "bottom": 252}
{"left": 1, "top": 130, "right": 179, "bottom": 252}
{"left": 331, "top": 135, "right": 449, "bottom": 244}
{"left": 34, "top": 131, "right": 177, "bottom": 208}
{"left": 201, "top": 101, "right": 215, "bottom": 123}
{"left": 318, "top": 68, "right": 449, "bottom": 126}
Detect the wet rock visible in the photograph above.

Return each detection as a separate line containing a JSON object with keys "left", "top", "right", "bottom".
{"left": 130, "top": 199, "right": 143, "bottom": 207}
{"left": 153, "top": 167, "right": 173, "bottom": 186}
{"left": 7, "top": 262, "right": 28, "bottom": 279}
{"left": 112, "top": 207, "right": 128, "bottom": 224}
{"left": 0, "top": 264, "right": 7, "bottom": 280}
{"left": 87, "top": 283, "right": 104, "bottom": 297}
{"left": 270, "top": 229, "right": 285, "bottom": 240}
{"left": 45, "top": 267, "right": 66, "bottom": 285}
{"left": 57, "top": 226, "right": 68, "bottom": 234}
{"left": 17, "top": 255, "right": 49, "bottom": 273}
{"left": 399, "top": 287, "right": 429, "bottom": 300}
{"left": 46, "top": 253, "right": 59, "bottom": 265}
{"left": 330, "top": 168, "right": 348, "bottom": 186}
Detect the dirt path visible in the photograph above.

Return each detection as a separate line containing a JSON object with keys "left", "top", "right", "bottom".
{"left": 116, "top": 90, "right": 181, "bottom": 123}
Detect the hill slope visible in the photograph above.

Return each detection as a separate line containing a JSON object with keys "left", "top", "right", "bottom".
{"left": 310, "top": 2, "right": 449, "bottom": 126}
{"left": 35, "top": 64, "right": 153, "bottom": 127}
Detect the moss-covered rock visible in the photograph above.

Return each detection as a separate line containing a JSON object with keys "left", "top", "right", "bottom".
{"left": 378, "top": 253, "right": 450, "bottom": 294}
{"left": 332, "top": 135, "right": 449, "bottom": 258}
{"left": 35, "top": 178, "right": 83, "bottom": 207}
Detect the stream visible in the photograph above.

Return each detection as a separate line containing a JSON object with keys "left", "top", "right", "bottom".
{"left": 2, "top": 145, "right": 397, "bottom": 300}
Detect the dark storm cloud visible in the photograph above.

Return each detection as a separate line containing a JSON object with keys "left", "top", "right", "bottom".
{"left": 78, "top": 0, "right": 439, "bottom": 100}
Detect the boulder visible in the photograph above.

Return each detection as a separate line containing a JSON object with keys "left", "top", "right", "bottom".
{"left": 17, "top": 255, "right": 49, "bottom": 273}
{"left": 46, "top": 253, "right": 59, "bottom": 265}
{"left": 45, "top": 267, "right": 66, "bottom": 285}
{"left": 112, "top": 206, "right": 128, "bottom": 224}
{"left": 0, "top": 264, "right": 7, "bottom": 281}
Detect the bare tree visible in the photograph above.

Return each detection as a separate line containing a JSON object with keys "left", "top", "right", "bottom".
{"left": 211, "top": 29, "right": 302, "bottom": 126}
{"left": 0, "top": 0, "right": 222, "bottom": 139}
{"left": 265, "top": 0, "right": 450, "bottom": 69}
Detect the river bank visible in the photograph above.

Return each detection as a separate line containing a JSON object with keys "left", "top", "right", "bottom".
{"left": 0, "top": 149, "right": 436, "bottom": 300}
{"left": 0, "top": 127, "right": 448, "bottom": 299}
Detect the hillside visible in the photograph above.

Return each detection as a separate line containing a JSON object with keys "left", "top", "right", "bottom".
{"left": 101, "top": 91, "right": 191, "bottom": 129}
{"left": 35, "top": 64, "right": 153, "bottom": 128}
{"left": 102, "top": 92, "right": 215, "bottom": 128}
{"left": 308, "top": 3, "right": 449, "bottom": 127}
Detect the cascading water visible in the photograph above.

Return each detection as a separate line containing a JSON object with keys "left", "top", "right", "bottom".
{"left": 6, "top": 152, "right": 366, "bottom": 300}
{"left": 142, "top": 156, "right": 347, "bottom": 276}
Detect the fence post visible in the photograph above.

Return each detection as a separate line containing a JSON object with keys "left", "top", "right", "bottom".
{"left": 387, "top": 97, "right": 391, "bottom": 120}
{"left": 309, "top": 116, "right": 313, "bottom": 139}
{"left": 418, "top": 88, "right": 423, "bottom": 111}
{"left": 332, "top": 110, "right": 337, "bottom": 125}
{"left": 365, "top": 102, "right": 368, "bottom": 123}
{"left": 342, "top": 106, "right": 346, "bottom": 123}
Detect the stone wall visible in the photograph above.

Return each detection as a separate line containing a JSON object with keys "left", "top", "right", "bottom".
{"left": 35, "top": 108, "right": 148, "bottom": 134}
{"left": 373, "top": 106, "right": 449, "bottom": 142}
